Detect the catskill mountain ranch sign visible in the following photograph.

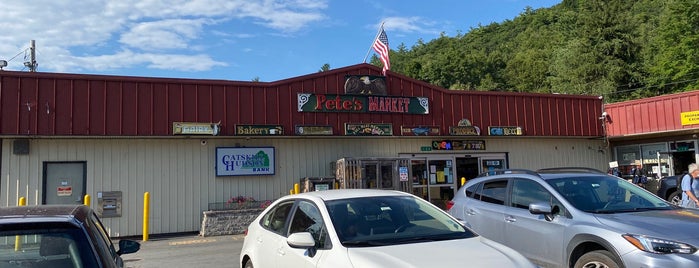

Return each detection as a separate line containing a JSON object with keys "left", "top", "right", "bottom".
{"left": 297, "top": 93, "right": 429, "bottom": 114}
{"left": 216, "top": 147, "right": 275, "bottom": 176}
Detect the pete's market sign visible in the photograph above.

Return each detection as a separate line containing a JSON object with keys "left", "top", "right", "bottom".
{"left": 298, "top": 93, "right": 429, "bottom": 114}
{"left": 216, "top": 147, "right": 275, "bottom": 176}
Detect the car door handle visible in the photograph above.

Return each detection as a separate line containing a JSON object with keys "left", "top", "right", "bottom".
{"left": 277, "top": 247, "right": 286, "bottom": 256}
{"left": 466, "top": 209, "right": 476, "bottom": 216}
{"left": 505, "top": 215, "right": 516, "bottom": 223}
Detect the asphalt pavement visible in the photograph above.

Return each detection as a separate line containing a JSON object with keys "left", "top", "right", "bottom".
{"left": 121, "top": 233, "right": 245, "bottom": 268}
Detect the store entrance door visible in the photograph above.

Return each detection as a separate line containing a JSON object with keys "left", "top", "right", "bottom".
{"left": 672, "top": 151, "right": 695, "bottom": 175}
{"left": 405, "top": 153, "right": 508, "bottom": 209}
{"left": 425, "top": 158, "right": 456, "bottom": 209}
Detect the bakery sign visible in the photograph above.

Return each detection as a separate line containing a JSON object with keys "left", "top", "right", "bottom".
{"left": 298, "top": 93, "right": 429, "bottom": 114}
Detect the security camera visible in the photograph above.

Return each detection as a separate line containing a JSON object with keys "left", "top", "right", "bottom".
{"left": 200, "top": 139, "right": 207, "bottom": 146}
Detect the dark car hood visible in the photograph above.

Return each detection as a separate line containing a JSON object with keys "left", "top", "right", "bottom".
{"left": 595, "top": 208, "right": 699, "bottom": 241}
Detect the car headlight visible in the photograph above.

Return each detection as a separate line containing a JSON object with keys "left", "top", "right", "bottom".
{"left": 623, "top": 234, "right": 697, "bottom": 254}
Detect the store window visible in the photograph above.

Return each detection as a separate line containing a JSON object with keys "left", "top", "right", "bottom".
{"left": 640, "top": 143, "right": 668, "bottom": 178}
{"left": 615, "top": 145, "right": 640, "bottom": 179}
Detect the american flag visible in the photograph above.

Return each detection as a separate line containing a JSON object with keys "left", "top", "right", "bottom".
{"left": 372, "top": 27, "right": 390, "bottom": 75}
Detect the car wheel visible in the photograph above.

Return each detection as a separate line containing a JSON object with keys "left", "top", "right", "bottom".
{"left": 574, "top": 250, "right": 620, "bottom": 268}
{"left": 668, "top": 190, "right": 682, "bottom": 206}
{"left": 244, "top": 259, "right": 254, "bottom": 268}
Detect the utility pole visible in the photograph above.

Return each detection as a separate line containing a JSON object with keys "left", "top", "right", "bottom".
{"left": 25, "top": 40, "right": 37, "bottom": 72}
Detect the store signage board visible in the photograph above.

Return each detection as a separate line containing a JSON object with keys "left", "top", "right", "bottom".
{"left": 400, "top": 126, "right": 440, "bottom": 136}
{"left": 173, "top": 122, "right": 220, "bottom": 135}
{"left": 681, "top": 111, "right": 699, "bottom": 125}
{"left": 432, "top": 140, "right": 486, "bottom": 150}
{"left": 449, "top": 126, "right": 481, "bottom": 136}
{"left": 488, "top": 126, "right": 523, "bottom": 136}
{"left": 298, "top": 93, "right": 429, "bottom": 114}
{"left": 345, "top": 123, "right": 393, "bottom": 136}
{"left": 235, "top": 125, "right": 284, "bottom": 136}
{"left": 216, "top": 147, "right": 275, "bottom": 176}
{"left": 295, "top": 125, "right": 333, "bottom": 136}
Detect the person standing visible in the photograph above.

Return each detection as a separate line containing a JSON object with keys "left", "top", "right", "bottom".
{"left": 681, "top": 163, "right": 699, "bottom": 208}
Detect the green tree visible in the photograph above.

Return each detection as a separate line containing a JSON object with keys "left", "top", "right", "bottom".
{"left": 319, "top": 63, "right": 330, "bottom": 72}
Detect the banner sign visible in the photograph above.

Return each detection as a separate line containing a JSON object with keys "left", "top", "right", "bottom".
{"left": 235, "top": 125, "right": 283, "bottom": 136}
{"left": 298, "top": 93, "right": 429, "bottom": 114}
{"left": 345, "top": 123, "right": 393, "bottom": 136}
{"left": 216, "top": 147, "right": 275, "bottom": 176}
{"left": 173, "top": 122, "right": 220, "bottom": 135}
{"left": 400, "top": 126, "right": 441, "bottom": 136}
{"left": 449, "top": 126, "right": 481, "bottom": 136}
{"left": 488, "top": 126, "right": 523, "bottom": 136}
{"left": 295, "top": 125, "right": 333, "bottom": 136}
{"left": 432, "top": 140, "right": 486, "bottom": 150}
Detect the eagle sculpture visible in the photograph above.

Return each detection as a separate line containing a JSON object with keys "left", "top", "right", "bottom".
{"left": 344, "top": 76, "right": 387, "bottom": 95}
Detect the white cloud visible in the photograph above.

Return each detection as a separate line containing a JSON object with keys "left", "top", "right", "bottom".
{"left": 120, "top": 19, "right": 210, "bottom": 51}
{"left": 382, "top": 17, "right": 441, "bottom": 35}
{"left": 0, "top": 0, "right": 327, "bottom": 73}
{"left": 45, "top": 50, "right": 227, "bottom": 72}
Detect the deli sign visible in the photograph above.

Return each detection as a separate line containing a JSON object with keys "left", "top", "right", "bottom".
{"left": 298, "top": 93, "right": 429, "bottom": 114}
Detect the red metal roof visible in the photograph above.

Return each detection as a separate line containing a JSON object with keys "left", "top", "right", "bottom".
{"left": 0, "top": 64, "right": 603, "bottom": 137}
{"left": 604, "top": 90, "right": 699, "bottom": 137}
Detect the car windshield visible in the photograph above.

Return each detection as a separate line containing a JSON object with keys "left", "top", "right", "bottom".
{"left": 546, "top": 175, "right": 674, "bottom": 213}
{"left": 325, "top": 195, "right": 475, "bottom": 247}
{"left": 0, "top": 226, "right": 100, "bottom": 268}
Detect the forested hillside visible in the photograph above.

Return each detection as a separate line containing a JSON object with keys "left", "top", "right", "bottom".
{"left": 372, "top": 0, "right": 699, "bottom": 102}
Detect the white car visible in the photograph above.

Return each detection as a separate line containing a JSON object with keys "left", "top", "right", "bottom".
{"left": 240, "top": 189, "right": 536, "bottom": 268}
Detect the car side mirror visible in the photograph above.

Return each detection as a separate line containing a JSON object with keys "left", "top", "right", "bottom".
{"left": 117, "top": 239, "right": 141, "bottom": 255}
{"left": 287, "top": 232, "right": 316, "bottom": 248}
{"left": 529, "top": 202, "right": 558, "bottom": 222}
{"left": 287, "top": 232, "right": 317, "bottom": 257}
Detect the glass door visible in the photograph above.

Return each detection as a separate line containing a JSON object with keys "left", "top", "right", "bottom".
{"left": 410, "top": 159, "right": 428, "bottom": 200}
{"left": 426, "top": 158, "right": 456, "bottom": 209}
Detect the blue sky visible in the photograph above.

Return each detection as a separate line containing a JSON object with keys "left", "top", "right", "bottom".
{"left": 0, "top": 0, "right": 561, "bottom": 82}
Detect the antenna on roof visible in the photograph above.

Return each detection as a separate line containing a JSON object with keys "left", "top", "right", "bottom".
{"left": 23, "top": 40, "right": 37, "bottom": 72}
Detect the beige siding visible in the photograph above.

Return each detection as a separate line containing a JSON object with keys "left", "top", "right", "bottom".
{"left": 1, "top": 137, "right": 609, "bottom": 237}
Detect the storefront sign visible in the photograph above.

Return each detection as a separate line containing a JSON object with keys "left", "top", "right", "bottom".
{"left": 235, "top": 125, "right": 283, "bottom": 136}
{"left": 681, "top": 111, "right": 699, "bottom": 125}
{"left": 216, "top": 147, "right": 275, "bottom": 176}
{"left": 295, "top": 125, "right": 333, "bottom": 136}
{"left": 488, "top": 126, "right": 523, "bottom": 136}
{"left": 298, "top": 93, "right": 429, "bottom": 114}
{"left": 400, "top": 126, "right": 440, "bottom": 136}
{"left": 173, "top": 122, "right": 220, "bottom": 135}
{"left": 345, "top": 123, "right": 393, "bottom": 136}
{"left": 432, "top": 140, "right": 486, "bottom": 150}
{"left": 449, "top": 126, "right": 481, "bottom": 136}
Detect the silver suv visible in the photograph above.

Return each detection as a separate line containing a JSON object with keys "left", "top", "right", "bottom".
{"left": 447, "top": 168, "right": 699, "bottom": 268}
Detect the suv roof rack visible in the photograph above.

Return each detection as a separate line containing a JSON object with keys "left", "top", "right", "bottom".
{"left": 476, "top": 169, "right": 540, "bottom": 178}
{"left": 536, "top": 167, "right": 605, "bottom": 174}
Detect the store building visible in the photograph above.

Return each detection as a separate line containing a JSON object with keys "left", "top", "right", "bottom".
{"left": 0, "top": 64, "right": 608, "bottom": 237}
{"left": 604, "top": 90, "right": 699, "bottom": 180}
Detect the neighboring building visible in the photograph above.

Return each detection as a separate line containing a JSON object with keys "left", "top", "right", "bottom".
{"left": 604, "top": 90, "right": 699, "bottom": 180}
{"left": 0, "top": 64, "right": 607, "bottom": 237}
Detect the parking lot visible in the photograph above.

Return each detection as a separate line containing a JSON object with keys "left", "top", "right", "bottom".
{"left": 122, "top": 233, "right": 245, "bottom": 268}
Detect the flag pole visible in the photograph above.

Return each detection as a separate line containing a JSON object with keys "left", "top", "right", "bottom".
{"left": 363, "top": 21, "right": 386, "bottom": 63}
